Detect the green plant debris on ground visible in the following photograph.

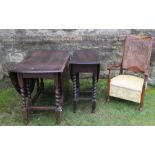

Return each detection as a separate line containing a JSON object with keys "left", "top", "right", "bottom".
{"left": 0, "top": 79, "right": 155, "bottom": 126}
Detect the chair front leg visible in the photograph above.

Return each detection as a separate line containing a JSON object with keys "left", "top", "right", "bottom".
{"left": 106, "top": 69, "right": 111, "bottom": 102}
{"left": 139, "top": 75, "right": 148, "bottom": 111}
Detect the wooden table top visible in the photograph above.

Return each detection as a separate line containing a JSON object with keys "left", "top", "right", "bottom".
{"left": 11, "top": 51, "right": 70, "bottom": 73}
{"left": 70, "top": 50, "right": 100, "bottom": 65}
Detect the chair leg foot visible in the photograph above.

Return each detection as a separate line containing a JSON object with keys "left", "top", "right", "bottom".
{"left": 138, "top": 105, "right": 143, "bottom": 111}
{"left": 106, "top": 96, "right": 110, "bottom": 103}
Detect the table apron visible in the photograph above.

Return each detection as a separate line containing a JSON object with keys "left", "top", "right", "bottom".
{"left": 71, "top": 64, "right": 99, "bottom": 74}
{"left": 22, "top": 73, "right": 56, "bottom": 78}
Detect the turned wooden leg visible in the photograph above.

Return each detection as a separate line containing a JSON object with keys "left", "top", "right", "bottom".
{"left": 92, "top": 74, "right": 97, "bottom": 113}
{"left": 26, "top": 79, "right": 32, "bottom": 114}
{"left": 55, "top": 88, "right": 62, "bottom": 124}
{"left": 76, "top": 73, "right": 80, "bottom": 99}
{"left": 73, "top": 74, "right": 78, "bottom": 113}
{"left": 55, "top": 73, "right": 62, "bottom": 125}
{"left": 17, "top": 74, "right": 28, "bottom": 124}
{"left": 59, "top": 86, "right": 63, "bottom": 106}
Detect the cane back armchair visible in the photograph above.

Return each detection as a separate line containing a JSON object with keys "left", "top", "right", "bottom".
{"left": 106, "top": 35, "right": 153, "bottom": 110}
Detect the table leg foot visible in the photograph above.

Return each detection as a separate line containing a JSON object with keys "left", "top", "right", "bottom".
{"left": 23, "top": 109, "right": 29, "bottom": 124}
{"left": 92, "top": 101, "right": 96, "bottom": 113}
{"left": 55, "top": 107, "right": 62, "bottom": 125}
{"left": 73, "top": 100, "right": 77, "bottom": 113}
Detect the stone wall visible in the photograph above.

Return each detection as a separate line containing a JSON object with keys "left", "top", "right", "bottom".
{"left": 0, "top": 29, "right": 155, "bottom": 85}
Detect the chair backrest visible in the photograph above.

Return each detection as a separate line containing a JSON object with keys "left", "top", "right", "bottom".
{"left": 122, "top": 35, "right": 153, "bottom": 73}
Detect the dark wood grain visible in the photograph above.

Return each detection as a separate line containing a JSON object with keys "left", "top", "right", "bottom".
{"left": 11, "top": 51, "right": 69, "bottom": 73}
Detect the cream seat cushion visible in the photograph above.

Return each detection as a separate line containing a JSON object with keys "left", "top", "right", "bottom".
{"left": 110, "top": 75, "right": 146, "bottom": 103}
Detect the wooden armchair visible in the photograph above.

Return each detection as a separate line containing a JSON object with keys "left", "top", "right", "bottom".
{"left": 106, "top": 35, "right": 153, "bottom": 110}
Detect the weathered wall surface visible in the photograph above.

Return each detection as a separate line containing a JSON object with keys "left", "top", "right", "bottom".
{"left": 0, "top": 29, "right": 155, "bottom": 85}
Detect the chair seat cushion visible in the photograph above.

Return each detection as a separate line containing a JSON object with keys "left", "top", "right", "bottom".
{"left": 110, "top": 75, "right": 146, "bottom": 103}
{"left": 111, "top": 75, "right": 144, "bottom": 91}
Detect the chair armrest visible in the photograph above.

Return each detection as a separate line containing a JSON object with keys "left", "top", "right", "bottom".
{"left": 107, "top": 64, "right": 122, "bottom": 70}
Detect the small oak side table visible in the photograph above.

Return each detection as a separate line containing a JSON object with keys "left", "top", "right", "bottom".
{"left": 70, "top": 50, "right": 100, "bottom": 113}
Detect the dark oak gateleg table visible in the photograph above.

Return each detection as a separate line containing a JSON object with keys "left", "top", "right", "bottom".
{"left": 9, "top": 51, "right": 70, "bottom": 125}
{"left": 69, "top": 50, "right": 100, "bottom": 113}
